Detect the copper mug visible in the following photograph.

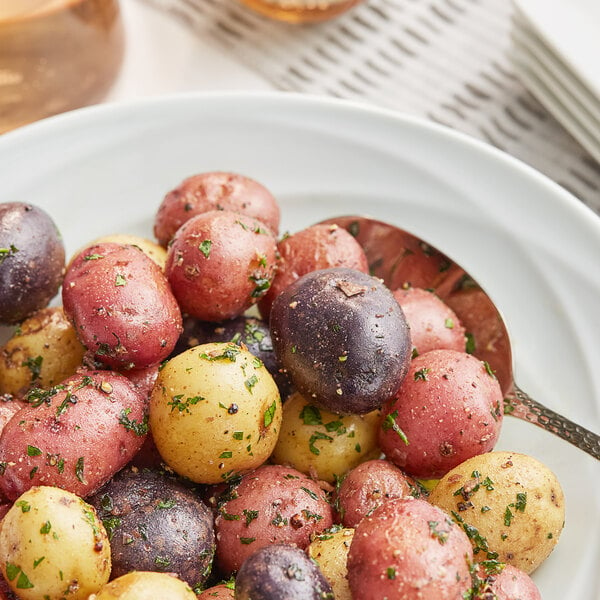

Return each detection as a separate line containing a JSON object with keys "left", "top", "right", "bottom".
{"left": 0, "top": 0, "right": 125, "bottom": 134}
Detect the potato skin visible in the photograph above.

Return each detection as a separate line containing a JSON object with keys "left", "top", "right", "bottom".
{"left": 258, "top": 223, "right": 369, "bottom": 319}
{"left": 149, "top": 342, "right": 281, "bottom": 484}
{"left": 379, "top": 349, "right": 503, "bottom": 479}
{"left": 0, "top": 370, "right": 148, "bottom": 501}
{"left": 0, "top": 485, "right": 111, "bottom": 600}
{"left": 0, "top": 202, "right": 65, "bottom": 324}
{"left": 86, "top": 234, "right": 168, "bottom": 270}
{"left": 196, "top": 583, "right": 235, "bottom": 599}
{"left": 62, "top": 242, "right": 182, "bottom": 370}
{"left": 165, "top": 210, "right": 277, "bottom": 322}
{"left": 88, "top": 467, "right": 215, "bottom": 589}
{"left": 347, "top": 497, "right": 473, "bottom": 600}
{"left": 271, "top": 392, "right": 381, "bottom": 483}
{"left": 89, "top": 571, "right": 197, "bottom": 600}
{"left": 334, "top": 459, "right": 420, "bottom": 527}
{"left": 234, "top": 544, "right": 333, "bottom": 600}
{"left": 428, "top": 451, "right": 565, "bottom": 574}
{"left": 471, "top": 563, "right": 541, "bottom": 600}
{"left": 393, "top": 287, "right": 467, "bottom": 355}
{"left": 270, "top": 267, "right": 412, "bottom": 415}
{"left": 0, "top": 307, "right": 85, "bottom": 397}
{"left": 307, "top": 527, "right": 355, "bottom": 600}
{"left": 154, "top": 171, "right": 280, "bottom": 246}
{"left": 214, "top": 464, "right": 333, "bottom": 575}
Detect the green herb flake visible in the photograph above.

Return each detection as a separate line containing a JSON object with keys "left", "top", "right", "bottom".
{"left": 0, "top": 244, "right": 19, "bottom": 264}
{"left": 233, "top": 431, "right": 244, "bottom": 440}
{"left": 263, "top": 401, "right": 277, "bottom": 427}
{"left": 428, "top": 520, "right": 449, "bottom": 545}
{"left": 386, "top": 567, "right": 396, "bottom": 580}
{"left": 22, "top": 356, "right": 43, "bottom": 383}
{"left": 83, "top": 253, "right": 104, "bottom": 261}
{"left": 483, "top": 361, "right": 496, "bottom": 378}
{"left": 465, "top": 332, "right": 476, "bottom": 354}
{"left": 75, "top": 456, "right": 86, "bottom": 484}
{"left": 354, "top": 443, "right": 362, "bottom": 453}
{"left": 444, "top": 318, "right": 454, "bottom": 329}
{"left": 300, "top": 486, "right": 318, "bottom": 501}
{"left": 515, "top": 492, "right": 527, "bottom": 512}
{"left": 102, "top": 517, "right": 122, "bottom": 540}
{"left": 244, "top": 375, "right": 258, "bottom": 393}
{"left": 156, "top": 499, "right": 176, "bottom": 509}
{"left": 414, "top": 367, "right": 430, "bottom": 381}
{"left": 300, "top": 405, "right": 322, "bottom": 426}
{"left": 118, "top": 408, "right": 149, "bottom": 436}
{"left": 381, "top": 410, "right": 409, "bottom": 445}
{"left": 504, "top": 506, "right": 513, "bottom": 527}
{"left": 243, "top": 509, "right": 259, "bottom": 526}
{"left": 115, "top": 273, "right": 127, "bottom": 287}
{"left": 27, "top": 445, "right": 42, "bottom": 457}
{"left": 16, "top": 570, "right": 34, "bottom": 590}
{"left": 308, "top": 431, "right": 333, "bottom": 456}
{"left": 249, "top": 275, "right": 271, "bottom": 298}
{"left": 168, "top": 394, "right": 204, "bottom": 414}
{"left": 198, "top": 240, "right": 212, "bottom": 258}
{"left": 154, "top": 556, "right": 171, "bottom": 568}
{"left": 240, "top": 537, "right": 256, "bottom": 545}
{"left": 219, "top": 451, "right": 233, "bottom": 459}
{"left": 33, "top": 557, "right": 45, "bottom": 568}
{"left": 16, "top": 500, "right": 31, "bottom": 513}
{"left": 40, "top": 521, "right": 51, "bottom": 534}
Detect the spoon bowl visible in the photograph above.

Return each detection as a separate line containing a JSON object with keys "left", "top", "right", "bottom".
{"left": 320, "top": 215, "right": 600, "bottom": 461}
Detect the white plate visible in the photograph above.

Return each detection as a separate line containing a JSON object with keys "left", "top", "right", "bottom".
{"left": 512, "top": 0, "right": 600, "bottom": 101}
{"left": 0, "top": 92, "right": 599, "bottom": 598}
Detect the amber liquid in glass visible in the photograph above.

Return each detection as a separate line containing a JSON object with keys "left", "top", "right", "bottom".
{"left": 0, "top": 0, "right": 125, "bottom": 133}
{"left": 238, "top": 0, "right": 364, "bottom": 23}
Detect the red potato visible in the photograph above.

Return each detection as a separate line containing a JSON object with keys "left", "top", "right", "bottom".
{"left": 378, "top": 349, "right": 503, "bottom": 480}
{"left": 62, "top": 243, "right": 182, "bottom": 370}
{"left": 0, "top": 370, "right": 148, "bottom": 501}
{"left": 347, "top": 497, "right": 473, "bottom": 600}
{"left": 196, "top": 584, "right": 235, "bottom": 599}
{"left": 472, "top": 563, "right": 541, "bottom": 600}
{"left": 154, "top": 171, "right": 280, "bottom": 246}
{"left": 334, "top": 458, "right": 421, "bottom": 527}
{"left": 214, "top": 464, "right": 333, "bottom": 575}
{"left": 393, "top": 287, "right": 467, "bottom": 355}
{"left": 165, "top": 210, "right": 278, "bottom": 322}
{"left": 258, "top": 223, "right": 369, "bottom": 319}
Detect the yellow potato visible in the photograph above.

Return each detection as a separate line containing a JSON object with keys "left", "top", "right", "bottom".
{"left": 308, "top": 526, "right": 355, "bottom": 600}
{"left": 89, "top": 571, "right": 196, "bottom": 600}
{"left": 272, "top": 391, "right": 381, "bottom": 483}
{"left": 428, "top": 451, "right": 565, "bottom": 574}
{"left": 149, "top": 342, "right": 282, "bottom": 484}
{"left": 0, "top": 485, "right": 111, "bottom": 600}
{"left": 0, "top": 307, "right": 85, "bottom": 396}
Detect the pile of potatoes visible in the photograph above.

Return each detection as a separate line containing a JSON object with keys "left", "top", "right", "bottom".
{"left": 0, "top": 173, "right": 565, "bottom": 600}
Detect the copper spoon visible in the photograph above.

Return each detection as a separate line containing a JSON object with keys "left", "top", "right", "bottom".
{"left": 319, "top": 215, "right": 600, "bottom": 461}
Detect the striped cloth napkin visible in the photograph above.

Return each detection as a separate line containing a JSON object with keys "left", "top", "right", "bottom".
{"left": 142, "top": 0, "right": 600, "bottom": 214}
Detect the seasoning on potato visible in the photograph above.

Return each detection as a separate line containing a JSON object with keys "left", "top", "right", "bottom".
{"left": 62, "top": 242, "right": 182, "bottom": 370}
{"left": 270, "top": 267, "right": 412, "bottom": 415}
{"left": 271, "top": 391, "right": 381, "bottom": 483}
{"left": 428, "top": 451, "right": 565, "bottom": 574}
{"left": 0, "top": 370, "right": 148, "bottom": 501}
{"left": 0, "top": 306, "right": 85, "bottom": 397}
{"left": 378, "top": 349, "right": 504, "bottom": 480}
{"left": 0, "top": 202, "right": 65, "bottom": 325}
{"left": 89, "top": 571, "right": 197, "bottom": 600}
{"left": 149, "top": 342, "right": 282, "bottom": 484}
{"left": 0, "top": 485, "right": 111, "bottom": 600}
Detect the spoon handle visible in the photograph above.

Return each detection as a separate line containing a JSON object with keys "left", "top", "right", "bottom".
{"left": 507, "top": 385, "right": 600, "bottom": 460}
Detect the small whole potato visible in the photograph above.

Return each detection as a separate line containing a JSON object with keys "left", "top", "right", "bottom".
{"left": 149, "top": 342, "right": 282, "bottom": 484}
{"left": 89, "top": 571, "right": 196, "bottom": 600}
{"left": 154, "top": 171, "right": 280, "bottom": 246}
{"left": 165, "top": 210, "right": 278, "bottom": 322}
{"left": 378, "top": 349, "right": 503, "bottom": 479}
{"left": 392, "top": 287, "right": 467, "bottom": 355}
{"left": 234, "top": 544, "right": 333, "bottom": 600}
{"left": 0, "top": 202, "right": 65, "bottom": 325}
{"left": 347, "top": 497, "right": 473, "bottom": 600}
{"left": 471, "top": 563, "right": 541, "bottom": 600}
{"left": 0, "top": 307, "right": 85, "bottom": 397}
{"left": 270, "top": 267, "right": 412, "bottom": 415}
{"left": 63, "top": 242, "right": 182, "bottom": 370}
{"left": 271, "top": 391, "right": 381, "bottom": 483}
{"left": 88, "top": 467, "right": 215, "bottom": 590}
{"left": 257, "top": 222, "right": 369, "bottom": 319}
{"left": 0, "top": 370, "right": 148, "bottom": 501}
{"left": 334, "top": 459, "right": 421, "bottom": 527}
{"left": 0, "top": 485, "right": 111, "bottom": 600}
{"left": 214, "top": 464, "right": 333, "bottom": 575}
{"left": 307, "top": 526, "right": 355, "bottom": 600}
{"left": 428, "top": 451, "right": 565, "bottom": 574}
{"left": 197, "top": 583, "right": 235, "bottom": 599}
